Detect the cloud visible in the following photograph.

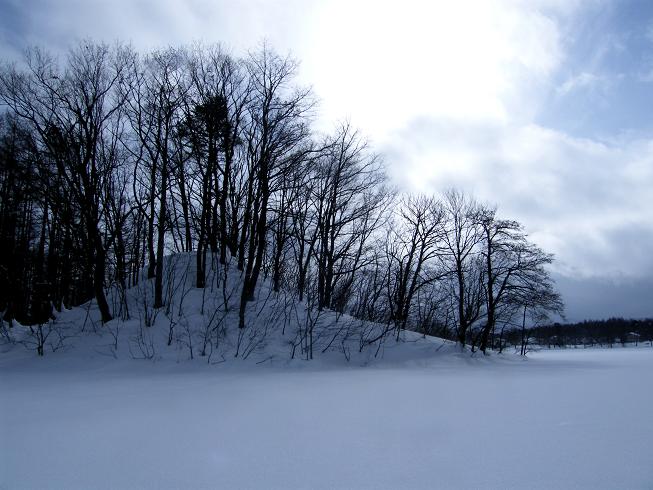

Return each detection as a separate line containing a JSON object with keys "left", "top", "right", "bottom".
{"left": 555, "top": 274, "right": 653, "bottom": 321}
{"left": 383, "top": 117, "right": 653, "bottom": 280}
{"left": 0, "top": 0, "right": 576, "bottom": 134}
{"left": 557, "top": 72, "right": 603, "bottom": 95}
{"left": 0, "top": 0, "right": 318, "bottom": 61}
{"left": 303, "top": 0, "right": 570, "bottom": 138}
{"left": 556, "top": 71, "right": 626, "bottom": 98}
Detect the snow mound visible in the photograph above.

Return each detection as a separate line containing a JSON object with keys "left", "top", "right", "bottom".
{"left": 1, "top": 252, "right": 504, "bottom": 369}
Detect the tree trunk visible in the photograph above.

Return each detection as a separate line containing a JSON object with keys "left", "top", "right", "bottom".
{"left": 93, "top": 233, "right": 112, "bottom": 323}
{"left": 153, "top": 158, "right": 168, "bottom": 309}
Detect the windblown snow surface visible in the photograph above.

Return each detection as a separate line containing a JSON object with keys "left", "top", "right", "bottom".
{"left": 1, "top": 256, "right": 652, "bottom": 489}
{"left": 3, "top": 343, "right": 652, "bottom": 489}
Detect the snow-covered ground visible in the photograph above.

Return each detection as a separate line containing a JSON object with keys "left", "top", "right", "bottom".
{"left": 2, "top": 346, "right": 652, "bottom": 490}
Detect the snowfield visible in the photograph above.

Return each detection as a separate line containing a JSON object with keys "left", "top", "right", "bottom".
{"left": 2, "top": 345, "right": 652, "bottom": 490}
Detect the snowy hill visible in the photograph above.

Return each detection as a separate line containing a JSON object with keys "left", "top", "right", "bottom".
{"left": 1, "top": 252, "right": 475, "bottom": 368}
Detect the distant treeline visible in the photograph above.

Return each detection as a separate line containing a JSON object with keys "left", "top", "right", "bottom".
{"left": 504, "top": 318, "right": 653, "bottom": 349}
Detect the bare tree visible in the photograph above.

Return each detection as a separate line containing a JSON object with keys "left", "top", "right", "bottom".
{"left": 439, "top": 189, "right": 483, "bottom": 346}
{"left": 237, "top": 45, "right": 312, "bottom": 328}
{"left": 124, "top": 47, "right": 188, "bottom": 308}
{"left": 385, "top": 195, "right": 443, "bottom": 338}
{"left": 0, "top": 42, "right": 133, "bottom": 323}
{"left": 469, "top": 205, "right": 565, "bottom": 353}
{"left": 312, "top": 122, "right": 388, "bottom": 312}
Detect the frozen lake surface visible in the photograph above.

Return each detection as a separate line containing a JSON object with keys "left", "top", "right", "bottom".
{"left": 2, "top": 347, "right": 652, "bottom": 489}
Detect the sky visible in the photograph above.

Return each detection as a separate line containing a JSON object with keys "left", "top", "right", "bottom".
{"left": 1, "top": 0, "right": 652, "bottom": 321}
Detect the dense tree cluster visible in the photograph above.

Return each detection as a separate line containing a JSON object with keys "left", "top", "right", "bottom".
{"left": 0, "top": 42, "right": 563, "bottom": 355}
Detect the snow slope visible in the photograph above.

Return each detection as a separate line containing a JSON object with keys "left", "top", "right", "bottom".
{"left": 0, "top": 253, "right": 465, "bottom": 366}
